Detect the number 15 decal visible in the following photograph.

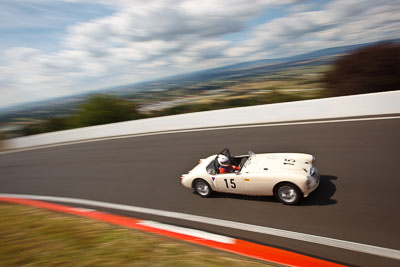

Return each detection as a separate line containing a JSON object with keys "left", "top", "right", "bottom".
{"left": 224, "top": 178, "right": 236, "bottom": 189}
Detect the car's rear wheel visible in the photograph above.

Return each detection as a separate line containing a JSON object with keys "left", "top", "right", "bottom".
{"left": 274, "top": 183, "right": 302, "bottom": 205}
{"left": 193, "top": 179, "right": 212, "bottom": 198}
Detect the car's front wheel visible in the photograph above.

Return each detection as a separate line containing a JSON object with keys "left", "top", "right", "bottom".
{"left": 274, "top": 183, "right": 302, "bottom": 205}
{"left": 193, "top": 179, "right": 212, "bottom": 198}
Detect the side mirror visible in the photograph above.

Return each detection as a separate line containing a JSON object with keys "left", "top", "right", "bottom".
{"left": 234, "top": 170, "right": 240, "bottom": 175}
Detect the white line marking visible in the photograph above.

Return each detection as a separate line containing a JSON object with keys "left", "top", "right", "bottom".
{"left": 138, "top": 220, "right": 235, "bottom": 244}
{"left": 1, "top": 193, "right": 399, "bottom": 260}
{"left": 68, "top": 207, "right": 96, "bottom": 212}
{"left": 1, "top": 115, "right": 399, "bottom": 155}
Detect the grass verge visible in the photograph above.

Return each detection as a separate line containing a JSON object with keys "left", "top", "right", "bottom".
{"left": 0, "top": 204, "right": 275, "bottom": 267}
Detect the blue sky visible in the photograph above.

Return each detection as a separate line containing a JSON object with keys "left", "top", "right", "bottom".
{"left": 1, "top": 0, "right": 399, "bottom": 108}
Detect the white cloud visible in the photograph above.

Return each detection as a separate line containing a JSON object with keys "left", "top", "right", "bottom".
{"left": 226, "top": 0, "right": 400, "bottom": 59}
{"left": 1, "top": 0, "right": 400, "bottom": 107}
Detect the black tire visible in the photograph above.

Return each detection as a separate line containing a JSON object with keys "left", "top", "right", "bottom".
{"left": 193, "top": 179, "right": 213, "bottom": 198}
{"left": 274, "top": 183, "right": 302, "bottom": 205}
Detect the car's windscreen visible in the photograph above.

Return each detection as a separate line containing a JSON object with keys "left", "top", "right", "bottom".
{"left": 239, "top": 157, "right": 249, "bottom": 169}
{"left": 239, "top": 156, "right": 253, "bottom": 171}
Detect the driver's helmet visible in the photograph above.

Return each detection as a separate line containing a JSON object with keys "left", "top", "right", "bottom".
{"left": 218, "top": 155, "right": 230, "bottom": 167}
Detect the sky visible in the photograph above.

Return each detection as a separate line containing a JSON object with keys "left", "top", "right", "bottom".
{"left": 1, "top": 0, "right": 399, "bottom": 108}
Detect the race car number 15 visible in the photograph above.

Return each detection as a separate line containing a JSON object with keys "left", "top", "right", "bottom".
{"left": 224, "top": 178, "right": 236, "bottom": 189}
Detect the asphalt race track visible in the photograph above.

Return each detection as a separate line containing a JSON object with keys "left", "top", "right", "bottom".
{"left": 1, "top": 116, "right": 400, "bottom": 266}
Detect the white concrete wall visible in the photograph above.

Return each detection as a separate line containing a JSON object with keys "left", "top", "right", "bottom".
{"left": 3, "top": 90, "right": 400, "bottom": 150}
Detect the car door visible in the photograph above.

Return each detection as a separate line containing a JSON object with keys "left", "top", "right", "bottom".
{"left": 214, "top": 173, "right": 244, "bottom": 194}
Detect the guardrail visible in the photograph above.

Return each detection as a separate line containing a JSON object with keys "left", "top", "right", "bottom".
{"left": 3, "top": 90, "right": 400, "bottom": 151}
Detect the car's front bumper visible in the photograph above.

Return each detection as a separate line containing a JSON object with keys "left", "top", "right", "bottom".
{"left": 303, "top": 168, "right": 320, "bottom": 197}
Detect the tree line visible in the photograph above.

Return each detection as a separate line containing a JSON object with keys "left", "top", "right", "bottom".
{"left": 23, "top": 95, "right": 145, "bottom": 136}
{"left": 20, "top": 42, "right": 400, "bottom": 136}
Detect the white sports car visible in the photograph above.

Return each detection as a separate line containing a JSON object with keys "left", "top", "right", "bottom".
{"left": 180, "top": 149, "right": 320, "bottom": 205}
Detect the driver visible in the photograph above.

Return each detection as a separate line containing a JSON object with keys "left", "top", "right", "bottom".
{"left": 218, "top": 155, "right": 240, "bottom": 174}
